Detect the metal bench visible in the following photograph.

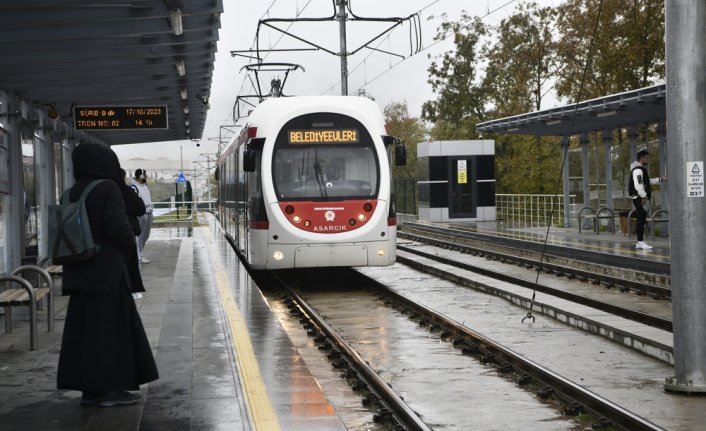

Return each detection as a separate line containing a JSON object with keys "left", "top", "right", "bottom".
{"left": 46, "top": 264, "right": 63, "bottom": 279}
{"left": 577, "top": 206, "right": 596, "bottom": 234}
{"left": 627, "top": 209, "right": 669, "bottom": 240}
{"left": 0, "top": 265, "right": 54, "bottom": 351}
{"left": 578, "top": 206, "right": 616, "bottom": 234}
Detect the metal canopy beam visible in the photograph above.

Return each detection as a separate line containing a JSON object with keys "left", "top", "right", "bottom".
{"left": 0, "top": 43, "right": 215, "bottom": 66}
{"left": 0, "top": 0, "right": 223, "bottom": 145}
{"left": 477, "top": 84, "right": 666, "bottom": 137}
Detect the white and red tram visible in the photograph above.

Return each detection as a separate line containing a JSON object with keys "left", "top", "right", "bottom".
{"left": 216, "top": 96, "right": 406, "bottom": 270}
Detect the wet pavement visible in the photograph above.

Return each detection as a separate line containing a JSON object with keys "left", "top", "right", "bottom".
{"left": 1, "top": 214, "right": 699, "bottom": 430}
{"left": 396, "top": 241, "right": 674, "bottom": 364}
{"left": 0, "top": 216, "right": 347, "bottom": 431}
{"left": 359, "top": 261, "right": 705, "bottom": 431}
{"left": 300, "top": 287, "right": 581, "bottom": 430}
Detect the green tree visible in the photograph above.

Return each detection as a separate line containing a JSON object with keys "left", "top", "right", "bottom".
{"left": 482, "top": 3, "right": 562, "bottom": 194}
{"left": 383, "top": 100, "right": 428, "bottom": 178}
{"left": 422, "top": 14, "right": 488, "bottom": 140}
{"left": 554, "top": 0, "right": 664, "bottom": 100}
{"left": 484, "top": 2, "right": 558, "bottom": 115}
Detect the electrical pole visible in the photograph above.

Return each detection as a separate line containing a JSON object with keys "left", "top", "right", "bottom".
{"left": 337, "top": 0, "right": 348, "bottom": 95}
{"left": 195, "top": 153, "right": 219, "bottom": 211}
{"left": 664, "top": 0, "right": 706, "bottom": 394}
{"left": 243, "top": 4, "right": 421, "bottom": 98}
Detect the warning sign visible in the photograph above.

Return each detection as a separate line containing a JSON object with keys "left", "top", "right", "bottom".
{"left": 457, "top": 160, "right": 468, "bottom": 184}
{"left": 687, "top": 161, "right": 704, "bottom": 197}
{"left": 176, "top": 172, "right": 188, "bottom": 184}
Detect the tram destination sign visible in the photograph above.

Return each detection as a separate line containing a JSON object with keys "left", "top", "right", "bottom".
{"left": 74, "top": 105, "right": 168, "bottom": 130}
{"left": 288, "top": 129, "right": 359, "bottom": 144}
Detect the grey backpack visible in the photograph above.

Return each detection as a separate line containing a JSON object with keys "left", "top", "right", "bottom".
{"left": 48, "top": 180, "right": 106, "bottom": 264}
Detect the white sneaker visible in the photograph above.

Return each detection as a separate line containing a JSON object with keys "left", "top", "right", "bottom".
{"left": 132, "top": 292, "right": 143, "bottom": 300}
{"left": 141, "top": 257, "right": 150, "bottom": 264}
{"left": 636, "top": 241, "right": 653, "bottom": 250}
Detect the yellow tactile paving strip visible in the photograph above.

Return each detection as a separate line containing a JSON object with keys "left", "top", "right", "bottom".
{"left": 204, "top": 226, "right": 281, "bottom": 431}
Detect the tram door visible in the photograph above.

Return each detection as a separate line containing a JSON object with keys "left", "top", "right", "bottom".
{"left": 448, "top": 156, "right": 476, "bottom": 219}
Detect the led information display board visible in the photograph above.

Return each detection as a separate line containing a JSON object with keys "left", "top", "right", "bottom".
{"left": 74, "top": 105, "right": 168, "bottom": 130}
{"left": 288, "top": 129, "right": 359, "bottom": 144}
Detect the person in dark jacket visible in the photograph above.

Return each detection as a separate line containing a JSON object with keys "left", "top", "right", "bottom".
{"left": 117, "top": 169, "right": 147, "bottom": 300}
{"left": 57, "top": 143, "right": 158, "bottom": 407}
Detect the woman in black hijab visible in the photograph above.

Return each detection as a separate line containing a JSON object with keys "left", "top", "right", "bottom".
{"left": 57, "top": 143, "right": 158, "bottom": 406}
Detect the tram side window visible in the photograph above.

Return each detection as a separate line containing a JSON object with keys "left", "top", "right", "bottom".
{"left": 248, "top": 151, "right": 268, "bottom": 223}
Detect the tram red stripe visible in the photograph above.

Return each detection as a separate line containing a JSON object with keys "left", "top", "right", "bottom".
{"left": 250, "top": 221, "right": 269, "bottom": 230}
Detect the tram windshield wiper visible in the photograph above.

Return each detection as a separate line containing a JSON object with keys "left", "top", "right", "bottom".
{"left": 313, "top": 149, "right": 328, "bottom": 201}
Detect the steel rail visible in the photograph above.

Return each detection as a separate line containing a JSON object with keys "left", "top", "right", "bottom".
{"left": 399, "top": 229, "right": 671, "bottom": 299}
{"left": 397, "top": 243, "right": 673, "bottom": 332}
{"left": 401, "top": 222, "right": 671, "bottom": 276}
{"left": 278, "top": 283, "right": 432, "bottom": 431}
{"left": 362, "top": 275, "right": 666, "bottom": 431}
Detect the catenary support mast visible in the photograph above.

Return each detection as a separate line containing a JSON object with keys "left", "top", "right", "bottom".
{"left": 664, "top": 0, "right": 706, "bottom": 394}
{"left": 337, "top": 0, "right": 349, "bottom": 95}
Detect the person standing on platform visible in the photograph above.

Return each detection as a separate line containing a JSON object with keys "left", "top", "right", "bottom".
{"left": 628, "top": 150, "right": 667, "bottom": 250}
{"left": 57, "top": 144, "right": 158, "bottom": 406}
{"left": 131, "top": 169, "right": 153, "bottom": 264}
{"left": 118, "top": 169, "right": 147, "bottom": 300}
{"left": 185, "top": 180, "right": 193, "bottom": 216}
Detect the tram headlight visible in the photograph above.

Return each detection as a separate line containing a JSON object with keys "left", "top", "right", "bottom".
{"left": 377, "top": 248, "right": 386, "bottom": 257}
{"left": 293, "top": 215, "right": 301, "bottom": 223}
{"left": 363, "top": 203, "right": 373, "bottom": 212}
{"left": 357, "top": 214, "right": 366, "bottom": 222}
{"left": 304, "top": 220, "right": 311, "bottom": 227}
{"left": 349, "top": 218, "right": 356, "bottom": 226}
{"left": 285, "top": 205, "right": 295, "bottom": 214}
{"left": 273, "top": 250, "right": 284, "bottom": 261}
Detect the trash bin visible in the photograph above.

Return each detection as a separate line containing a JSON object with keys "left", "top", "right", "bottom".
{"left": 619, "top": 211, "right": 629, "bottom": 235}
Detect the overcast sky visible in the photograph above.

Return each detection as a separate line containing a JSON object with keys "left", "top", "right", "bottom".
{"left": 113, "top": 0, "right": 563, "bottom": 164}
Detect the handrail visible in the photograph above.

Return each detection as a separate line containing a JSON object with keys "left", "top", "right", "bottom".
{"left": 577, "top": 206, "right": 595, "bottom": 234}
{"left": 0, "top": 275, "right": 38, "bottom": 350}
{"left": 11, "top": 265, "right": 54, "bottom": 332}
{"left": 595, "top": 206, "right": 616, "bottom": 235}
{"left": 650, "top": 209, "right": 669, "bottom": 240}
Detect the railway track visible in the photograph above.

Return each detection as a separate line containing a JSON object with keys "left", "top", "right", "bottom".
{"left": 399, "top": 223, "right": 670, "bottom": 297}
{"left": 257, "top": 269, "right": 665, "bottom": 431}
{"left": 256, "top": 270, "right": 430, "bottom": 431}
{"left": 396, "top": 242, "right": 673, "bottom": 332}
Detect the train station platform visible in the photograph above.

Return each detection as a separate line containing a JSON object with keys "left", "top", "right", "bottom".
{"left": 0, "top": 214, "right": 687, "bottom": 430}
{"left": 0, "top": 213, "right": 347, "bottom": 431}
{"left": 410, "top": 219, "right": 671, "bottom": 260}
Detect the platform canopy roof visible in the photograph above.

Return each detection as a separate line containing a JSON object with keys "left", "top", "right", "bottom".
{"left": 0, "top": 0, "right": 222, "bottom": 145}
{"left": 476, "top": 84, "right": 666, "bottom": 137}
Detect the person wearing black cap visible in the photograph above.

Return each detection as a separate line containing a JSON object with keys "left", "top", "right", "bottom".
{"left": 57, "top": 143, "right": 158, "bottom": 406}
{"left": 131, "top": 168, "right": 153, "bottom": 264}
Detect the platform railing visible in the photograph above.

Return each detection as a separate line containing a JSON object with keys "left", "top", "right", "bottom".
{"left": 152, "top": 200, "right": 215, "bottom": 235}
{"left": 496, "top": 194, "right": 575, "bottom": 228}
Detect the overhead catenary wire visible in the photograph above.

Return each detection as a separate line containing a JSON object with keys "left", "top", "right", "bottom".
{"left": 225, "top": 0, "right": 315, "bottom": 126}
{"left": 321, "top": 0, "right": 438, "bottom": 95}
{"left": 228, "top": 1, "right": 520, "bottom": 126}
{"left": 341, "top": 0, "right": 520, "bottom": 97}
{"left": 521, "top": 0, "right": 606, "bottom": 324}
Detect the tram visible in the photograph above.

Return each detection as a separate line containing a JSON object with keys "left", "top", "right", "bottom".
{"left": 216, "top": 96, "right": 406, "bottom": 270}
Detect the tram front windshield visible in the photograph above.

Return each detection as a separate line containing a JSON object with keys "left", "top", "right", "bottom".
{"left": 273, "top": 145, "right": 379, "bottom": 201}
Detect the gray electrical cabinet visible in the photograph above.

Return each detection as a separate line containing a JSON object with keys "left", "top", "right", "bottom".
{"left": 417, "top": 140, "right": 496, "bottom": 222}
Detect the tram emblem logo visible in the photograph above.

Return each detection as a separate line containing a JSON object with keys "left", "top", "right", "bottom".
{"left": 324, "top": 211, "right": 336, "bottom": 221}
